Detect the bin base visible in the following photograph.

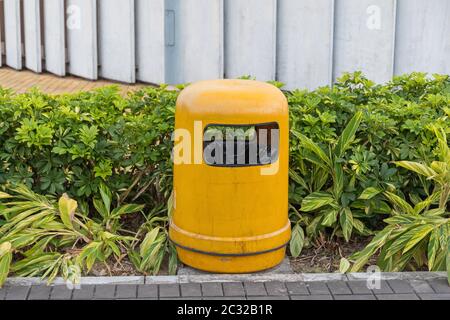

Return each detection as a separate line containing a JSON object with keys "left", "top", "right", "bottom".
{"left": 176, "top": 246, "right": 286, "bottom": 274}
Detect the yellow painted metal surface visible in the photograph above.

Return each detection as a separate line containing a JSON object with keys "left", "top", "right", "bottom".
{"left": 169, "top": 79, "right": 290, "bottom": 273}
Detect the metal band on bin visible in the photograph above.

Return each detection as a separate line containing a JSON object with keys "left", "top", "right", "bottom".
{"left": 169, "top": 219, "right": 290, "bottom": 256}
{"left": 170, "top": 239, "right": 289, "bottom": 257}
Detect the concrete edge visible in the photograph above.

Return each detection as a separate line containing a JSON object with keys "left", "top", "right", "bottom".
{"left": 4, "top": 272, "right": 447, "bottom": 286}
{"left": 149, "top": 273, "right": 347, "bottom": 284}
{"left": 5, "top": 276, "right": 145, "bottom": 286}
{"left": 346, "top": 271, "right": 448, "bottom": 281}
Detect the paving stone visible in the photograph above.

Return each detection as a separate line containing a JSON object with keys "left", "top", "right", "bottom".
{"left": 307, "top": 282, "right": 330, "bottom": 295}
{"left": 409, "top": 280, "right": 434, "bottom": 294}
{"left": 0, "top": 68, "right": 142, "bottom": 95}
{"left": 49, "top": 286, "right": 73, "bottom": 300}
{"left": 178, "top": 258, "right": 293, "bottom": 276}
{"left": 204, "top": 296, "right": 247, "bottom": 300}
{"left": 286, "top": 282, "right": 309, "bottom": 295}
{"left": 326, "top": 281, "right": 352, "bottom": 295}
{"left": 0, "top": 286, "right": 8, "bottom": 300}
{"left": 201, "top": 283, "right": 223, "bottom": 297}
{"left": 93, "top": 284, "right": 116, "bottom": 299}
{"left": 181, "top": 283, "right": 202, "bottom": 297}
{"left": 115, "top": 285, "right": 137, "bottom": 299}
{"left": 427, "top": 279, "right": 450, "bottom": 293}
{"left": 376, "top": 294, "right": 420, "bottom": 300}
{"left": 290, "top": 295, "right": 333, "bottom": 300}
{"left": 243, "top": 282, "right": 267, "bottom": 296}
{"left": 264, "top": 281, "right": 288, "bottom": 296}
{"left": 223, "top": 282, "right": 245, "bottom": 297}
{"left": 159, "top": 284, "right": 180, "bottom": 298}
{"left": 28, "top": 285, "right": 52, "bottom": 300}
{"left": 418, "top": 293, "right": 450, "bottom": 300}
{"left": 161, "top": 297, "right": 205, "bottom": 300}
{"left": 347, "top": 281, "right": 372, "bottom": 294}
{"left": 370, "top": 280, "right": 394, "bottom": 294}
{"left": 5, "top": 273, "right": 450, "bottom": 301}
{"left": 334, "top": 294, "right": 376, "bottom": 300}
{"left": 72, "top": 285, "right": 95, "bottom": 300}
{"left": 138, "top": 285, "right": 158, "bottom": 299}
{"left": 5, "top": 286, "right": 30, "bottom": 300}
{"left": 387, "top": 280, "right": 414, "bottom": 294}
{"left": 247, "top": 296, "right": 290, "bottom": 300}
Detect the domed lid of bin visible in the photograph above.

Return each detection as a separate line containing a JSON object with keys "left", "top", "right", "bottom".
{"left": 175, "top": 79, "right": 288, "bottom": 120}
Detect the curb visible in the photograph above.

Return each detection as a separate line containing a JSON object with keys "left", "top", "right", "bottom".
{"left": 145, "top": 273, "right": 345, "bottom": 284}
{"left": 5, "top": 276, "right": 145, "bottom": 286}
{"left": 346, "top": 271, "right": 447, "bottom": 281}
{"left": 4, "top": 272, "right": 447, "bottom": 286}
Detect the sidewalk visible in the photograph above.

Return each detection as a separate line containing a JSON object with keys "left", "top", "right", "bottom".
{"left": 1, "top": 273, "right": 449, "bottom": 300}
{"left": 0, "top": 68, "right": 144, "bottom": 94}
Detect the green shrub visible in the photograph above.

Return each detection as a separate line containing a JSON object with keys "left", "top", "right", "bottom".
{"left": 0, "top": 72, "right": 449, "bottom": 285}
{"left": 0, "top": 85, "right": 177, "bottom": 208}
{"left": 0, "top": 85, "right": 178, "bottom": 286}
{"left": 348, "top": 126, "right": 449, "bottom": 281}
{"left": 0, "top": 184, "right": 176, "bottom": 286}
{"left": 1, "top": 72, "right": 448, "bottom": 212}
{"left": 288, "top": 72, "right": 450, "bottom": 249}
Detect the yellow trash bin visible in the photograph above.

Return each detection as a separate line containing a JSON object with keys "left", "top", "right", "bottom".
{"left": 169, "top": 79, "right": 290, "bottom": 273}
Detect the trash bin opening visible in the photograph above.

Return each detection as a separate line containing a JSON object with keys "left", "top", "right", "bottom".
{"left": 203, "top": 122, "right": 279, "bottom": 167}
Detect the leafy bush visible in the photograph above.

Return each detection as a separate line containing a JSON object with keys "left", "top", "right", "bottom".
{"left": 1, "top": 72, "right": 450, "bottom": 285}
{"left": 291, "top": 112, "right": 374, "bottom": 243}
{"left": 0, "top": 85, "right": 176, "bottom": 206}
{"left": 348, "top": 127, "right": 449, "bottom": 279}
{"left": 0, "top": 184, "right": 176, "bottom": 286}
{"left": 0, "top": 85, "right": 181, "bottom": 287}
{"left": 288, "top": 72, "right": 450, "bottom": 252}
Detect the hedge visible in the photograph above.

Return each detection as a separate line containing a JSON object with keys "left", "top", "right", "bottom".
{"left": 0, "top": 72, "right": 449, "bottom": 285}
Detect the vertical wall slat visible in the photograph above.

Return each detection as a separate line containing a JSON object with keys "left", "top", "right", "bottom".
{"left": 333, "top": 0, "right": 396, "bottom": 83}
{"left": 4, "top": 0, "right": 22, "bottom": 70}
{"left": 43, "top": 0, "right": 66, "bottom": 76}
{"left": 23, "top": 0, "right": 42, "bottom": 73}
{"left": 165, "top": 0, "right": 223, "bottom": 84}
{"left": 67, "top": 0, "right": 97, "bottom": 80}
{"left": 224, "top": 0, "right": 277, "bottom": 81}
{"left": 136, "top": 0, "right": 165, "bottom": 84}
{"left": 1, "top": 0, "right": 450, "bottom": 88}
{"left": 0, "top": 1, "right": 3, "bottom": 67}
{"left": 98, "top": 0, "right": 135, "bottom": 83}
{"left": 277, "top": 0, "right": 334, "bottom": 90}
{"left": 395, "top": 0, "right": 450, "bottom": 76}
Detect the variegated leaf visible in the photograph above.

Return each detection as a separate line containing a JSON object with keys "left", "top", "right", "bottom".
{"left": 301, "top": 192, "right": 335, "bottom": 212}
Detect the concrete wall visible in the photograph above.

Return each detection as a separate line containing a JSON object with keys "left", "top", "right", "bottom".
{"left": 4, "top": 0, "right": 22, "bottom": 70}
{"left": 0, "top": 0, "right": 448, "bottom": 89}
{"left": 43, "top": 0, "right": 66, "bottom": 76}
{"left": 67, "top": 0, "right": 97, "bottom": 80}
